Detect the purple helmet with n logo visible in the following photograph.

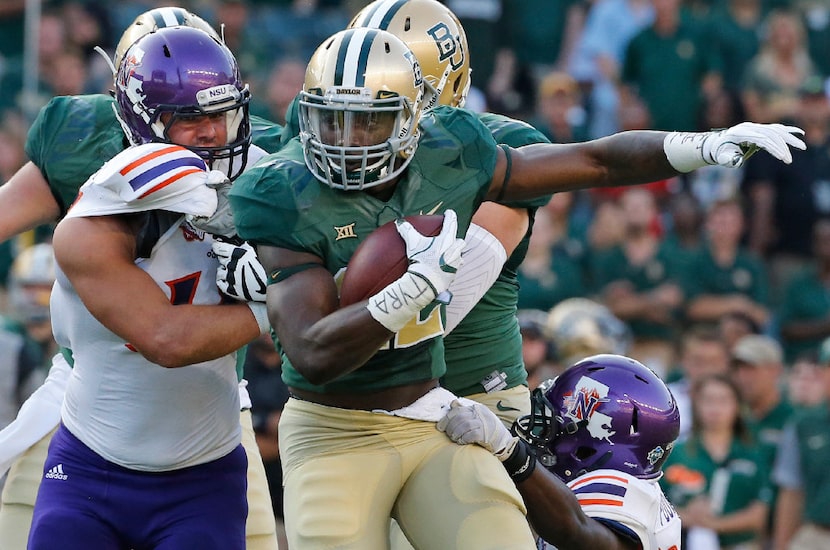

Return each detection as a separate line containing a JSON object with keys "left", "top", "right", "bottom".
{"left": 115, "top": 26, "right": 251, "bottom": 180}
{"left": 515, "top": 354, "right": 680, "bottom": 482}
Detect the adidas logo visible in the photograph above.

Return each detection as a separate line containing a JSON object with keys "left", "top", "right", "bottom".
{"left": 44, "top": 464, "right": 68, "bottom": 481}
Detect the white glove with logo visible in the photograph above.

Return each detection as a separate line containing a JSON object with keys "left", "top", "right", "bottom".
{"left": 366, "top": 210, "right": 465, "bottom": 332}
{"left": 664, "top": 122, "right": 805, "bottom": 172}
{"left": 187, "top": 171, "right": 237, "bottom": 238}
{"left": 437, "top": 400, "right": 518, "bottom": 460}
{"left": 213, "top": 239, "right": 268, "bottom": 302}
{"left": 396, "top": 208, "right": 465, "bottom": 304}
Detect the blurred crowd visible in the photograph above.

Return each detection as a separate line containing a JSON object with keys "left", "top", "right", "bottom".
{"left": 3, "top": 0, "right": 830, "bottom": 548}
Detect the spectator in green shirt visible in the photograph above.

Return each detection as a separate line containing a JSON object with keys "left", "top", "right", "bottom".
{"left": 661, "top": 373, "right": 772, "bottom": 549}
{"left": 684, "top": 196, "right": 771, "bottom": 330}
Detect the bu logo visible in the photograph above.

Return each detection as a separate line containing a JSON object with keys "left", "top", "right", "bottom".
{"left": 427, "top": 23, "right": 465, "bottom": 71}
{"left": 335, "top": 223, "right": 358, "bottom": 241}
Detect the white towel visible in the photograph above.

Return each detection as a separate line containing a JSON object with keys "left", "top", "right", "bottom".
{"left": 374, "top": 386, "right": 476, "bottom": 422}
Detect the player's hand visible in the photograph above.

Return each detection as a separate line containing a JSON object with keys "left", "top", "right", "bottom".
{"left": 396, "top": 209, "right": 465, "bottom": 303}
{"left": 705, "top": 122, "right": 805, "bottom": 168}
{"left": 437, "top": 400, "right": 518, "bottom": 460}
{"left": 213, "top": 239, "right": 267, "bottom": 302}
{"left": 187, "top": 171, "right": 237, "bottom": 237}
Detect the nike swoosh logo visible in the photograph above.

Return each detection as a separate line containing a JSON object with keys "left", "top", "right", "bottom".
{"left": 423, "top": 201, "right": 444, "bottom": 215}
{"left": 496, "top": 400, "right": 520, "bottom": 412}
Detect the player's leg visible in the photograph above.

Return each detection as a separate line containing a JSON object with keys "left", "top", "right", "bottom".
{"left": 0, "top": 427, "right": 57, "bottom": 550}
{"left": 394, "top": 436, "right": 536, "bottom": 549}
{"left": 150, "top": 444, "right": 248, "bottom": 550}
{"left": 279, "top": 399, "right": 403, "bottom": 549}
{"left": 239, "top": 408, "right": 280, "bottom": 550}
{"left": 27, "top": 426, "right": 122, "bottom": 550}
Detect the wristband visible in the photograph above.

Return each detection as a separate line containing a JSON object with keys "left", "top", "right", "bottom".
{"left": 501, "top": 438, "right": 536, "bottom": 484}
{"left": 365, "top": 271, "right": 438, "bottom": 332}
{"left": 246, "top": 302, "right": 271, "bottom": 334}
{"left": 663, "top": 131, "right": 715, "bottom": 172}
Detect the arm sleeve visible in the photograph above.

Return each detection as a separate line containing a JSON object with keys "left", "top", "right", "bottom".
{"left": 444, "top": 223, "right": 508, "bottom": 335}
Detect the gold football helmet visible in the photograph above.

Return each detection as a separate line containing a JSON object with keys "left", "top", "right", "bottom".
{"left": 349, "top": 0, "right": 471, "bottom": 110}
{"left": 545, "top": 298, "right": 632, "bottom": 367}
{"left": 299, "top": 28, "right": 424, "bottom": 190}
{"left": 114, "top": 7, "right": 220, "bottom": 71}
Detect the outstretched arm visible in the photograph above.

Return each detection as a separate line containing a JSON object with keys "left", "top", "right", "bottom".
{"left": 489, "top": 124, "right": 805, "bottom": 201}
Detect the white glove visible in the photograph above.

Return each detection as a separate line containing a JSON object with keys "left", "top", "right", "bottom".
{"left": 437, "top": 400, "right": 518, "bottom": 460}
{"left": 396, "top": 209, "right": 465, "bottom": 303}
{"left": 707, "top": 122, "right": 805, "bottom": 167}
{"left": 187, "top": 171, "right": 237, "bottom": 238}
{"left": 213, "top": 239, "right": 268, "bottom": 302}
{"left": 664, "top": 123, "right": 805, "bottom": 172}
{"left": 366, "top": 210, "right": 465, "bottom": 332}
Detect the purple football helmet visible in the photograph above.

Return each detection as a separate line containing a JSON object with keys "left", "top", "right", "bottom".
{"left": 115, "top": 26, "right": 251, "bottom": 180}
{"left": 515, "top": 354, "right": 680, "bottom": 482}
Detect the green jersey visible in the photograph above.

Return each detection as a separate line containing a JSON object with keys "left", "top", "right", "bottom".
{"left": 794, "top": 404, "right": 830, "bottom": 526}
{"left": 231, "top": 107, "right": 508, "bottom": 394}
{"left": 682, "top": 244, "right": 769, "bottom": 305}
{"left": 661, "top": 436, "right": 772, "bottom": 548}
{"left": 26, "top": 94, "right": 127, "bottom": 216}
{"left": 591, "top": 241, "right": 683, "bottom": 340}
{"left": 441, "top": 112, "right": 550, "bottom": 396}
{"left": 778, "top": 266, "right": 830, "bottom": 362}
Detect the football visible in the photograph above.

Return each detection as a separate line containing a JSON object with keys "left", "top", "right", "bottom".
{"left": 339, "top": 214, "right": 445, "bottom": 307}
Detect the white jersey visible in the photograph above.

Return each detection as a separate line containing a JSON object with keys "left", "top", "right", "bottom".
{"left": 50, "top": 144, "right": 252, "bottom": 472}
{"left": 538, "top": 469, "right": 681, "bottom": 550}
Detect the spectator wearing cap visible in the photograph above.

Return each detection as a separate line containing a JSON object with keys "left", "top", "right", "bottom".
{"left": 771, "top": 336, "right": 830, "bottom": 550}
{"left": 528, "top": 71, "right": 589, "bottom": 144}
{"left": 731, "top": 334, "right": 794, "bottom": 543}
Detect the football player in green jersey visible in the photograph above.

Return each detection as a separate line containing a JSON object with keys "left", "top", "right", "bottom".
{"left": 0, "top": 8, "right": 281, "bottom": 550}
{"left": 228, "top": 27, "right": 803, "bottom": 549}
{"left": 349, "top": 0, "right": 550, "bottom": 428}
